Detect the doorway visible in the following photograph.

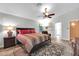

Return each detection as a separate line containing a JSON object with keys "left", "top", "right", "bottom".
{"left": 55, "top": 22, "right": 62, "bottom": 39}
{"left": 70, "top": 21, "right": 79, "bottom": 41}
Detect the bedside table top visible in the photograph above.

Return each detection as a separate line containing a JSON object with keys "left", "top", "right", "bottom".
{"left": 4, "top": 36, "right": 15, "bottom": 39}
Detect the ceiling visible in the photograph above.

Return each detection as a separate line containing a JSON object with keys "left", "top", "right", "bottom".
{"left": 0, "top": 3, "right": 79, "bottom": 21}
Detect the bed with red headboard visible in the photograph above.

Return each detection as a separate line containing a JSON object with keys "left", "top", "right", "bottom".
{"left": 16, "top": 28, "right": 51, "bottom": 55}
{"left": 16, "top": 28, "right": 36, "bottom": 44}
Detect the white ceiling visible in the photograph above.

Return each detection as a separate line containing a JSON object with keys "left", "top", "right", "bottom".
{"left": 0, "top": 3, "right": 79, "bottom": 21}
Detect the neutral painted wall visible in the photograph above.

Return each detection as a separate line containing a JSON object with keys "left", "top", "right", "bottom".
{"left": 0, "top": 21, "right": 3, "bottom": 48}
{"left": 0, "top": 13, "right": 40, "bottom": 48}
{"left": 50, "top": 8, "right": 79, "bottom": 40}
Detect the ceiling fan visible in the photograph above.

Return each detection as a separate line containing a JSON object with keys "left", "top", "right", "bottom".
{"left": 43, "top": 8, "right": 55, "bottom": 18}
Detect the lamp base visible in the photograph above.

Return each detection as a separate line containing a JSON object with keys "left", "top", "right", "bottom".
{"left": 7, "top": 30, "right": 13, "bottom": 37}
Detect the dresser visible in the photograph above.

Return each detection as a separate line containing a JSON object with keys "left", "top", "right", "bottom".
{"left": 4, "top": 37, "right": 15, "bottom": 48}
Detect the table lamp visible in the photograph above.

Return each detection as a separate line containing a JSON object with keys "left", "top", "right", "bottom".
{"left": 4, "top": 25, "right": 14, "bottom": 37}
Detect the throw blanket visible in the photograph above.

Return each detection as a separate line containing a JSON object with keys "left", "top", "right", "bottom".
{"left": 16, "top": 33, "right": 49, "bottom": 53}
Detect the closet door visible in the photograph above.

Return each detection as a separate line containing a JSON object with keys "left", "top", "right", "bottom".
{"left": 70, "top": 21, "right": 79, "bottom": 56}
{"left": 70, "top": 21, "right": 79, "bottom": 40}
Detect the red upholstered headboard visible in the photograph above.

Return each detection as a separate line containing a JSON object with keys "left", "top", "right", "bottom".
{"left": 16, "top": 28, "right": 36, "bottom": 34}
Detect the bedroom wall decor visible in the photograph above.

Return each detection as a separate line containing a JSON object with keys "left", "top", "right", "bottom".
{"left": 39, "top": 24, "right": 43, "bottom": 32}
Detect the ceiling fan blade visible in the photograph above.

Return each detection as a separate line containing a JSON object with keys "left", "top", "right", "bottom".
{"left": 48, "top": 16, "right": 52, "bottom": 18}
{"left": 48, "top": 13, "right": 55, "bottom": 16}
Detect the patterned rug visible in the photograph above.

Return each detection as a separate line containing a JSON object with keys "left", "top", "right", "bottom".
{"left": 31, "top": 39, "right": 74, "bottom": 56}
{"left": 31, "top": 43, "right": 64, "bottom": 56}
{"left": 0, "top": 39, "right": 74, "bottom": 56}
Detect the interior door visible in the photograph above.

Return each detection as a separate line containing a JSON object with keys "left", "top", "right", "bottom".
{"left": 70, "top": 21, "right": 79, "bottom": 56}
{"left": 70, "top": 21, "right": 79, "bottom": 41}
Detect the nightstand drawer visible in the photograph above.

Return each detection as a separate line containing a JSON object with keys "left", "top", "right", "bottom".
{"left": 4, "top": 37, "right": 15, "bottom": 48}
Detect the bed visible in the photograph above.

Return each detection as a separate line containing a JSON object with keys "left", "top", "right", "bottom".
{"left": 16, "top": 28, "right": 51, "bottom": 55}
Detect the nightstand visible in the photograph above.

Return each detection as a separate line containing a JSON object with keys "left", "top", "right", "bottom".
{"left": 4, "top": 37, "right": 15, "bottom": 48}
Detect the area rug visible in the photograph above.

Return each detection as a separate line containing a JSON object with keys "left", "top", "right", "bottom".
{"left": 31, "top": 42, "right": 64, "bottom": 56}
{"left": 31, "top": 39, "right": 74, "bottom": 56}
{"left": 0, "top": 39, "right": 74, "bottom": 56}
